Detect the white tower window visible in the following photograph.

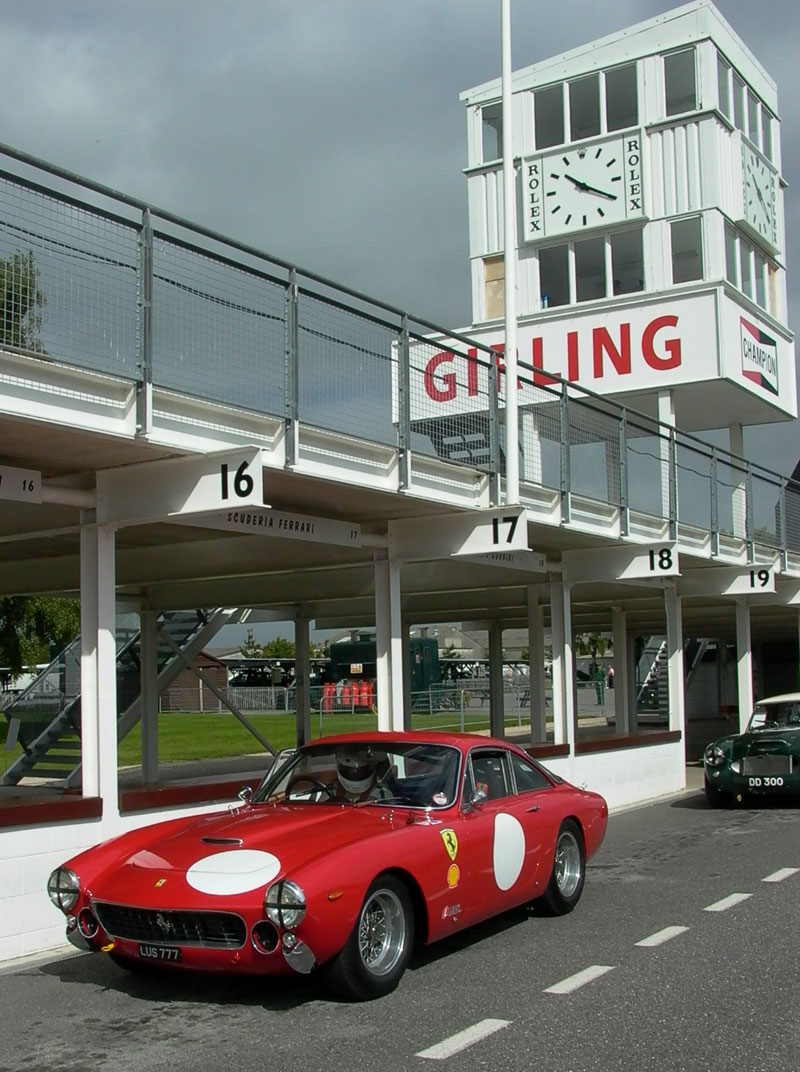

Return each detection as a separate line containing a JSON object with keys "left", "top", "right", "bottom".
{"left": 664, "top": 47, "right": 697, "bottom": 116}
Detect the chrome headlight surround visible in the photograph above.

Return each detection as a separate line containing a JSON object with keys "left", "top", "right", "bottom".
{"left": 264, "top": 880, "right": 306, "bottom": 929}
{"left": 704, "top": 743, "right": 727, "bottom": 768}
{"left": 47, "top": 867, "right": 80, "bottom": 912}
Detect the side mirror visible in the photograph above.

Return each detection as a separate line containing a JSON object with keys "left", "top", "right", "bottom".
{"left": 238, "top": 785, "right": 253, "bottom": 803}
{"left": 462, "top": 786, "right": 487, "bottom": 812}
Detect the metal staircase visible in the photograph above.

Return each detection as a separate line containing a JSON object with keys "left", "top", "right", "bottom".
{"left": 1, "top": 609, "right": 235, "bottom": 787}
{"left": 635, "top": 636, "right": 708, "bottom": 724}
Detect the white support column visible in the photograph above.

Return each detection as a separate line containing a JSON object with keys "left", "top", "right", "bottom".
{"left": 140, "top": 610, "right": 159, "bottom": 783}
{"left": 488, "top": 622, "right": 505, "bottom": 738}
{"left": 611, "top": 605, "right": 629, "bottom": 736}
{"left": 626, "top": 633, "right": 639, "bottom": 732}
{"left": 736, "top": 598, "right": 754, "bottom": 732}
{"left": 374, "top": 551, "right": 404, "bottom": 731}
{"left": 79, "top": 521, "right": 118, "bottom": 815}
{"left": 664, "top": 581, "right": 685, "bottom": 736}
{"left": 528, "top": 586, "right": 546, "bottom": 741}
{"left": 562, "top": 581, "right": 577, "bottom": 761}
{"left": 549, "top": 576, "right": 575, "bottom": 755}
{"left": 295, "top": 615, "right": 311, "bottom": 746}
{"left": 97, "top": 525, "right": 118, "bottom": 814}
{"left": 401, "top": 628, "right": 411, "bottom": 730}
{"left": 730, "top": 423, "right": 746, "bottom": 540}
{"left": 658, "top": 389, "right": 676, "bottom": 522}
{"left": 549, "top": 577, "right": 566, "bottom": 747}
{"left": 79, "top": 522, "right": 100, "bottom": 800}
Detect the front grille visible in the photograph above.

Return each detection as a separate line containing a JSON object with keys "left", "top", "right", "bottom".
{"left": 742, "top": 754, "right": 791, "bottom": 776}
{"left": 93, "top": 902, "right": 246, "bottom": 948}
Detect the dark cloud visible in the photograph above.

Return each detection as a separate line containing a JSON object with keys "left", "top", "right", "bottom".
{"left": 2, "top": 0, "right": 798, "bottom": 468}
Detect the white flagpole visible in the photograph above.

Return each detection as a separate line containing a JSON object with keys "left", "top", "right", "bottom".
{"left": 501, "top": 0, "right": 519, "bottom": 504}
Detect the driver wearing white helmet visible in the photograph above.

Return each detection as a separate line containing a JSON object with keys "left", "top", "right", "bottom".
{"left": 335, "top": 749, "right": 385, "bottom": 803}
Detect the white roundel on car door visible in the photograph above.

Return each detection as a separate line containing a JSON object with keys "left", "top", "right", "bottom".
{"left": 186, "top": 850, "right": 281, "bottom": 895}
{"left": 493, "top": 813, "right": 525, "bottom": 890}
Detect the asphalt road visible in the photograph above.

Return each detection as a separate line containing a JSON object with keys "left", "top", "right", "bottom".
{"left": 2, "top": 787, "right": 798, "bottom": 1072}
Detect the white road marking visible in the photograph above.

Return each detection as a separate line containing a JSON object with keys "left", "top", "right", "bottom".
{"left": 635, "top": 925, "right": 689, "bottom": 947}
{"left": 704, "top": 892, "right": 752, "bottom": 912}
{"left": 416, "top": 1019, "right": 510, "bottom": 1060}
{"left": 763, "top": 867, "right": 799, "bottom": 883}
{"left": 544, "top": 964, "right": 614, "bottom": 994}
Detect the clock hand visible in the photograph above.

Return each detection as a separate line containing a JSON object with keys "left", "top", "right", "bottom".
{"left": 564, "top": 174, "right": 617, "bottom": 200}
{"left": 581, "top": 182, "right": 617, "bottom": 201}
{"left": 752, "top": 180, "right": 769, "bottom": 213}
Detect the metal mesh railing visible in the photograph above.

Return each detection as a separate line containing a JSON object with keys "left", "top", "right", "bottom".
{"left": 565, "top": 394, "right": 624, "bottom": 508}
{"left": 675, "top": 438, "right": 712, "bottom": 531}
{"left": 407, "top": 336, "right": 497, "bottom": 468}
{"left": 750, "top": 466, "right": 783, "bottom": 547}
{"left": 626, "top": 414, "right": 669, "bottom": 520}
{"left": 0, "top": 174, "right": 139, "bottom": 374}
{"left": 297, "top": 291, "right": 399, "bottom": 446}
{"left": 715, "top": 455, "right": 748, "bottom": 540}
{"left": 151, "top": 235, "right": 287, "bottom": 416}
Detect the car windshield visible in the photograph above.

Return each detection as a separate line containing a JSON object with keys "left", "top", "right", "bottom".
{"left": 252, "top": 741, "right": 461, "bottom": 809}
{"left": 748, "top": 701, "right": 800, "bottom": 730}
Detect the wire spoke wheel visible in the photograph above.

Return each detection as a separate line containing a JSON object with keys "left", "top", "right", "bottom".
{"left": 328, "top": 875, "right": 413, "bottom": 1000}
{"left": 538, "top": 819, "right": 585, "bottom": 915}
{"left": 358, "top": 888, "right": 406, "bottom": 976}
{"left": 554, "top": 829, "right": 582, "bottom": 899}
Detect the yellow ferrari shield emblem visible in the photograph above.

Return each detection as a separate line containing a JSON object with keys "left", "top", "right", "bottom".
{"left": 440, "top": 829, "right": 458, "bottom": 861}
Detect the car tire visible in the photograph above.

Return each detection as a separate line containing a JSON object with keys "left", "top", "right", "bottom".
{"left": 327, "top": 874, "right": 414, "bottom": 1001}
{"left": 538, "top": 819, "right": 585, "bottom": 916}
{"left": 704, "top": 774, "right": 733, "bottom": 809}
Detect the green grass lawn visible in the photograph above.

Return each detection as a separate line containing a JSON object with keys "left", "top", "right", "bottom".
{"left": 3, "top": 708, "right": 506, "bottom": 771}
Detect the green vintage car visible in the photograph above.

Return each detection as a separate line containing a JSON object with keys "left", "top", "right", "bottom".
{"left": 704, "top": 692, "right": 800, "bottom": 807}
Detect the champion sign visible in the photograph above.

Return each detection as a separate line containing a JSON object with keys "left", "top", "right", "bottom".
{"left": 740, "top": 317, "right": 779, "bottom": 396}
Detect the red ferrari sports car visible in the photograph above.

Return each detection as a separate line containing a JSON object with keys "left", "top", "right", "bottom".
{"left": 48, "top": 732, "right": 608, "bottom": 1000}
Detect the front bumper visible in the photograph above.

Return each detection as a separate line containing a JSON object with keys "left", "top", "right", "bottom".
{"left": 705, "top": 764, "right": 799, "bottom": 796}
{"left": 66, "top": 902, "right": 317, "bottom": 975}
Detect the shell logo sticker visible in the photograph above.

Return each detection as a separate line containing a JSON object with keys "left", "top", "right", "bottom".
{"left": 154, "top": 878, "right": 167, "bottom": 887}
{"left": 440, "top": 829, "right": 458, "bottom": 861}
{"left": 447, "top": 863, "right": 460, "bottom": 889}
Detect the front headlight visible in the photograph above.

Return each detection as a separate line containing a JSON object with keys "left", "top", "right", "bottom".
{"left": 264, "top": 880, "right": 306, "bottom": 929}
{"left": 704, "top": 744, "right": 727, "bottom": 768}
{"left": 47, "top": 867, "right": 80, "bottom": 912}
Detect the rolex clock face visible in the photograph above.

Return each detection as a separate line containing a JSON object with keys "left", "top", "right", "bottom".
{"left": 742, "top": 142, "right": 778, "bottom": 250}
{"left": 523, "top": 134, "right": 643, "bottom": 241}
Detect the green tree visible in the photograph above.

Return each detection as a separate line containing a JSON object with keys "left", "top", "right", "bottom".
{"left": 574, "top": 632, "right": 610, "bottom": 664}
{"left": 263, "top": 636, "right": 295, "bottom": 658}
{"left": 0, "top": 596, "right": 80, "bottom": 676}
{"left": 1, "top": 250, "right": 45, "bottom": 352}
{"left": 239, "top": 629, "right": 263, "bottom": 658}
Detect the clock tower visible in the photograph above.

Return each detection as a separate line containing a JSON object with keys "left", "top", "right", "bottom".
{"left": 455, "top": 0, "right": 794, "bottom": 444}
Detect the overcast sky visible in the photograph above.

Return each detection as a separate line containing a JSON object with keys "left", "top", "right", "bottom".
{"left": 2, "top": 0, "right": 799, "bottom": 479}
